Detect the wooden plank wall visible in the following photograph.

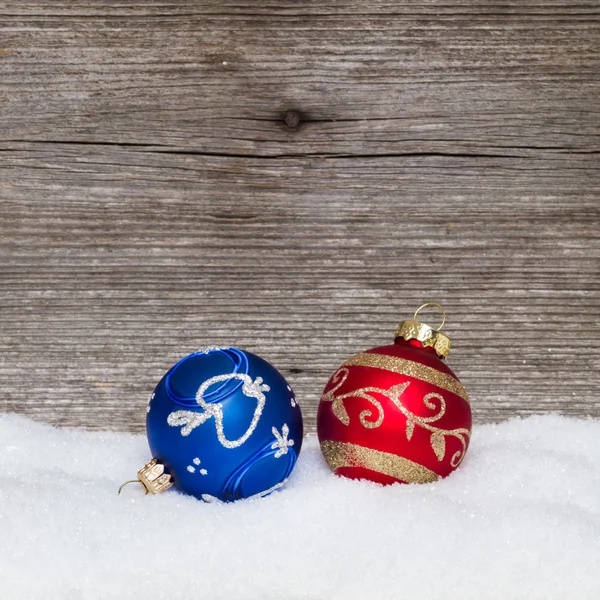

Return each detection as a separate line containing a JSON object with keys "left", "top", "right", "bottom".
{"left": 0, "top": 1, "right": 598, "bottom": 433}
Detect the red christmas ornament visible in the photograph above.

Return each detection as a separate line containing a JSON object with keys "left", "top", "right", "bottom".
{"left": 317, "top": 303, "right": 472, "bottom": 485}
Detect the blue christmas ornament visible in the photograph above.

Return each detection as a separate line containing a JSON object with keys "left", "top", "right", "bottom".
{"left": 131, "top": 347, "right": 302, "bottom": 502}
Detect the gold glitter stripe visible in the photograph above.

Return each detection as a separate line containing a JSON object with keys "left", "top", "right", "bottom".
{"left": 321, "top": 440, "right": 440, "bottom": 484}
{"left": 343, "top": 352, "right": 470, "bottom": 404}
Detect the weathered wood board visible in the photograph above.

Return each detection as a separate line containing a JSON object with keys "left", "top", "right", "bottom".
{"left": 0, "top": 1, "right": 599, "bottom": 432}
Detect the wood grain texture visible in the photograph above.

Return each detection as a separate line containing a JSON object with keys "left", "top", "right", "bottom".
{"left": 0, "top": 1, "right": 599, "bottom": 433}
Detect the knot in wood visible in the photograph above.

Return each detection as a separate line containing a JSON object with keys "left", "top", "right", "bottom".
{"left": 283, "top": 110, "right": 301, "bottom": 130}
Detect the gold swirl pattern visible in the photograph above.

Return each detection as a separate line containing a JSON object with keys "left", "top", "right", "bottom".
{"left": 321, "top": 366, "right": 471, "bottom": 467}
{"left": 322, "top": 368, "right": 407, "bottom": 430}
{"left": 320, "top": 440, "right": 440, "bottom": 484}
{"left": 343, "top": 352, "right": 470, "bottom": 404}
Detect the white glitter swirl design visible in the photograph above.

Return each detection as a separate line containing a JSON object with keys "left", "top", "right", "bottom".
{"left": 197, "top": 346, "right": 231, "bottom": 354}
{"left": 201, "top": 478, "right": 289, "bottom": 503}
{"left": 167, "top": 373, "right": 270, "bottom": 448}
{"left": 271, "top": 424, "right": 294, "bottom": 458}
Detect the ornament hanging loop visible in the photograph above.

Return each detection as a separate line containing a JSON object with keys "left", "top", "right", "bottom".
{"left": 117, "top": 479, "right": 149, "bottom": 495}
{"left": 413, "top": 302, "right": 446, "bottom": 331}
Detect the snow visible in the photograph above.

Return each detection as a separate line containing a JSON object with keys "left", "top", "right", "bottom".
{"left": 1, "top": 413, "right": 599, "bottom": 600}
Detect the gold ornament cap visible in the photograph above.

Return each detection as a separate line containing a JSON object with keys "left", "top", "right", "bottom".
{"left": 118, "top": 458, "right": 174, "bottom": 496}
{"left": 395, "top": 302, "right": 452, "bottom": 359}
